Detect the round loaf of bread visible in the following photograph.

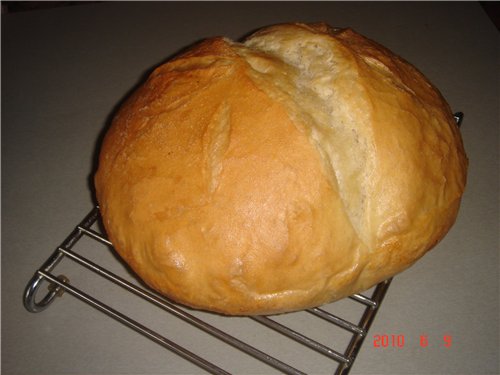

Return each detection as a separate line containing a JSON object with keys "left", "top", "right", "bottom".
{"left": 95, "top": 23, "right": 467, "bottom": 315}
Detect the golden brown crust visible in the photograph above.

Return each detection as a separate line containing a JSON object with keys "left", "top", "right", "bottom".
{"left": 95, "top": 23, "right": 467, "bottom": 315}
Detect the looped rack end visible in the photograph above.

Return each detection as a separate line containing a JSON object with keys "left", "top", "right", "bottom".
{"left": 24, "top": 271, "right": 70, "bottom": 313}
{"left": 454, "top": 112, "right": 464, "bottom": 127}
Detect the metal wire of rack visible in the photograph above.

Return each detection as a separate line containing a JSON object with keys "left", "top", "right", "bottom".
{"left": 23, "top": 206, "right": 391, "bottom": 375}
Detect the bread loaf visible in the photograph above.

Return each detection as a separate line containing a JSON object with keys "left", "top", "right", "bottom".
{"left": 94, "top": 23, "right": 467, "bottom": 315}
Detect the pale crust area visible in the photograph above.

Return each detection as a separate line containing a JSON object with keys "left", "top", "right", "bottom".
{"left": 95, "top": 24, "right": 467, "bottom": 315}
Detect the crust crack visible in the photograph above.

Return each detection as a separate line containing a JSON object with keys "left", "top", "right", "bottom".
{"left": 202, "top": 101, "right": 232, "bottom": 194}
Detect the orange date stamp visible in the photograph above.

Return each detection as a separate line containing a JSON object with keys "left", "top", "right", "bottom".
{"left": 373, "top": 334, "right": 453, "bottom": 348}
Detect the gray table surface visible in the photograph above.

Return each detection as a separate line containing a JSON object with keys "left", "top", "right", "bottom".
{"left": 2, "top": 2, "right": 499, "bottom": 375}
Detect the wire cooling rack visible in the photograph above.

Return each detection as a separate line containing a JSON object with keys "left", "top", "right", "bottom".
{"left": 23, "top": 206, "right": 391, "bottom": 375}
{"left": 23, "top": 112, "right": 463, "bottom": 375}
